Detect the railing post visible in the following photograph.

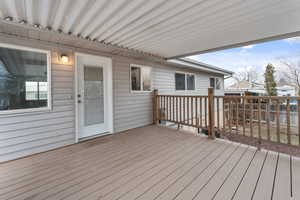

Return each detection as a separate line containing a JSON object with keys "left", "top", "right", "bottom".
{"left": 153, "top": 89, "right": 159, "bottom": 125}
{"left": 208, "top": 88, "right": 215, "bottom": 139}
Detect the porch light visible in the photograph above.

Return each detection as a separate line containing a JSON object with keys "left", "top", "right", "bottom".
{"left": 61, "top": 54, "right": 69, "bottom": 63}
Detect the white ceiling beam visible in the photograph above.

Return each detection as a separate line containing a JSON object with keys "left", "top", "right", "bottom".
{"left": 88, "top": 0, "right": 146, "bottom": 41}
{"left": 3, "top": 0, "right": 19, "bottom": 21}
{"left": 81, "top": 0, "right": 128, "bottom": 38}
{"left": 39, "top": 0, "right": 51, "bottom": 27}
{"left": 62, "top": 0, "right": 87, "bottom": 33}
{"left": 52, "top": 0, "right": 70, "bottom": 30}
{"left": 140, "top": 4, "right": 300, "bottom": 57}
{"left": 72, "top": 0, "right": 108, "bottom": 36}
{"left": 96, "top": 0, "right": 167, "bottom": 42}
{"left": 124, "top": 0, "right": 265, "bottom": 49}
{"left": 24, "top": 0, "right": 33, "bottom": 24}
{"left": 118, "top": 0, "right": 238, "bottom": 47}
{"left": 109, "top": 0, "right": 206, "bottom": 45}
{"left": 131, "top": 0, "right": 291, "bottom": 52}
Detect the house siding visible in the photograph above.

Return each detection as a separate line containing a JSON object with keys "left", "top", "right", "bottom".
{"left": 0, "top": 36, "right": 225, "bottom": 162}
{"left": 0, "top": 61, "right": 75, "bottom": 162}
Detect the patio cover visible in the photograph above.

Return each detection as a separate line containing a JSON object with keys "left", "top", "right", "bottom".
{"left": 0, "top": 0, "right": 300, "bottom": 58}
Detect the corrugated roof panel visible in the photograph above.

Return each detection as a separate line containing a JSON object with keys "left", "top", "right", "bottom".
{"left": 0, "top": 0, "right": 299, "bottom": 58}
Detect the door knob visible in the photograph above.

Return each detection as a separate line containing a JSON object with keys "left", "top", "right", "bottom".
{"left": 78, "top": 100, "right": 81, "bottom": 103}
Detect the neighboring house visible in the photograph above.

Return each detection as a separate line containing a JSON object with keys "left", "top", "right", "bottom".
{"left": 0, "top": 25, "right": 232, "bottom": 162}
{"left": 225, "top": 80, "right": 266, "bottom": 96}
{"left": 225, "top": 80, "right": 297, "bottom": 97}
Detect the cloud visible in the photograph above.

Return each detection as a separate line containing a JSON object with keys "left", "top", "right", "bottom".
{"left": 285, "top": 36, "right": 300, "bottom": 43}
{"left": 242, "top": 44, "right": 255, "bottom": 49}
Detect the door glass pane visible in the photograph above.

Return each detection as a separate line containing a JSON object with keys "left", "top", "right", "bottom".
{"left": 84, "top": 66, "right": 104, "bottom": 126}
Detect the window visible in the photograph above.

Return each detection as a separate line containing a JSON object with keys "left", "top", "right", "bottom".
{"left": 130, "top": 65, "right": 152, "bottom": 91}
{"left": 0, "top": 44, "right": 50, "bottom": 113}
{"left": 210, "top": 77, "right": 222, "bottom": 90}
{"left": 175, "top": 72, "right": 195, "bottom": 91}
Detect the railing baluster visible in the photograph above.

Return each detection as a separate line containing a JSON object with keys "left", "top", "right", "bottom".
{"left": 276, "top": 99, "right": 280, "bottom": 143}
{"left": 243, "top": 98, "right": 246, "bottom": 136}
{"left": 173, "top": 96, "right": 175, "bottom": 122}
{"left": 196, "top": 97, "right": 199, "bottom": 128}
{"left": 180, "top": 97, "right": 182, "bottom": 124}
{"left": 236, "top": 99, "right": 239, "bottom": 134}
{"left": 205, "top": 97, "right": 207, "bottom": 127}
{"left": 191, "top": 97, "right": 194, "bottom": 126}
{"left": 267, "top": 99, "right": 271, "bottom": 141}
{"left": 176, "top": 97, "right": 178, "bottom": 122}
{"left": 258, "top": 98, "right": 262, "bottom": 141}
{"left": 229, "top": 99, "right": 232, "bottom": 134}
{"left": 217, "top": 97, "right": 220, "bottom": 130}
{"left": 183, "top": 97, "right": 186, "bottom": 124}
{"left": 200, "top": 97, "right": 203, "bottom": 128}
{"left": 250, "top": 99, "right": 253, "bottom": 138}
{"left": 286, "top": 99, "right": 291, "bottom": 145}
{"left": 298, "top": 100, "right": 300, "bottom": 146}
{"left": 223, "top": 98, "right": 225, "bottom": 133}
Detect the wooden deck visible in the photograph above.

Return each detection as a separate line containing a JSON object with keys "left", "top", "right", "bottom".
{"left": 0, "top": 125, "right": 299, "bottom": 200}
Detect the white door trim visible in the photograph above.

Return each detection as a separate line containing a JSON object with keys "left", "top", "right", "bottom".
{"left": 75, "top": 52, "right": 113, "bottom": 143}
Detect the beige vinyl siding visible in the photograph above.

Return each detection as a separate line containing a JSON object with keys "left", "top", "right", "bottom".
{"left": 0, "top": 33, "right": 225, "bottom": 162}
{"left": 0, "top": 56, "right": 75, "bottom": 162}
{"left": 112, "top": 59, "right": 224, "bottom": 133}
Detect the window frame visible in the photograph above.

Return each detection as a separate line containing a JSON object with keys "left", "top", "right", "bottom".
{"left": 175, "top": 71, "right": 196, "bottom": 91}
{"left": 0, "top": 43, "right": 52, "bottom": 115}
{"left": 130, "top": 64, "right": 152, "bottom": 93}
{"left": 209, "top": 77, "right": 222, "bottom": 90}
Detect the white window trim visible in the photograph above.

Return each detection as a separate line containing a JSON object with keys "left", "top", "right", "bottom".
{"left": 175, "top": 71, "right": 196, "bottom": 91}
{"left": 130, "top": 64, "right": 152, "bottom": 93}
{"left": 209, "top": 77, "right": 222, "bottom": 90}
{"left": 0, "top": 43, "right": 52, "bottom": 115}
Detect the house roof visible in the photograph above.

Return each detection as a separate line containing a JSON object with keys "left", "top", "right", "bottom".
{"left": 228, "top": 80, "right": 264, "bottom": 89}
{"left": 168, "top": 58, "right": 233, "bottom": 76}
{"left": 0, "top": 0, "right": 299, "bottom": 58}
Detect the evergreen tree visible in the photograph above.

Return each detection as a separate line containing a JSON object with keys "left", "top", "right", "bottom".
{"left": 264, "top": 64, "right": 277, "bottom": 96}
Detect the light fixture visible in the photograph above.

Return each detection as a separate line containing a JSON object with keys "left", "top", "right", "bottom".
{"left": 61, "top": 54, "right": 69, "bottom": 63}
{"left": 4, "top": 16, "right": 13, "bottom": 21}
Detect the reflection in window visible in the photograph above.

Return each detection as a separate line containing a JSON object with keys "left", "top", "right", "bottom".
{"left": 210, "top": 77, "right": 221, "bottom": 90}
{"left": 131, "top": 65, "right": 152, "bottom": 91}
{"left": 175, "top": 73, "right": 195, "bottom": 91}
{"left": 131, "top": 67, "right": 141, "bottom": 91}
{"left": 175, "top": 73, "right": 185, "bottom": 90}
{"left": 187, "top": 74, "right": 195, "bottom": 90}
{"left": 0, "top": 46, "right": 49, "bottom": 111}
{"left": 25, "top": 81, "right": 48, "bottom": 100}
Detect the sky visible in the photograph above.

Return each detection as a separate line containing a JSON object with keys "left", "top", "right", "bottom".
{"left": 189, "top": 36, "right": 300, "bottom": 87}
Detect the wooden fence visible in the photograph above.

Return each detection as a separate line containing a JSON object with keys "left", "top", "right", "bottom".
{"left": 153, "top": 89, "right": 300, "bottom": 147}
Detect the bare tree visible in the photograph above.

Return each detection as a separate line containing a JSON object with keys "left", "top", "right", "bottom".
{"left": 232, "top": 67, "right": 259, "bottom": 84}
{"left": 280, "top": 61, "right": 300, "bottom": 95}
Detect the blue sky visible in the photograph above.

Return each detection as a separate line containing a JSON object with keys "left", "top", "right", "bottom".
{"left": 189, "top": 37, "right": 300, "bottom": 85}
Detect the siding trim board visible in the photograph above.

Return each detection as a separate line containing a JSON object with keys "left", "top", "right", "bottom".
{"left": 0, "top": 34, "right": 225, "bottom": 163}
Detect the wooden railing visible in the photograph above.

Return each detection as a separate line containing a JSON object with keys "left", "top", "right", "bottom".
{"left": 153, "top": 89, "right": 300, "bottom": 147}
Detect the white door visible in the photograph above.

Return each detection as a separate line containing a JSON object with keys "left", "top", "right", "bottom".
{"left": 76, "top": 53, "right": 113, "bottom": 140}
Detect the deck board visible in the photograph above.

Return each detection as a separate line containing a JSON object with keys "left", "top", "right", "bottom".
{"left": 0, "top": 125, "right": 298, "bottom": 200}
{"left": 252, "top": 151, "right": 278, "bottom": 200}
{"left": 272, "top": 153, "right": 291, "bottom": 200}
{"left": 228, "top": 145, "right": 267, "bottom": 200}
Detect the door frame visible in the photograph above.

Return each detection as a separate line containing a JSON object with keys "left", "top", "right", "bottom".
{"left": 74, "top": 52, "right": 113, "bottom": 143}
